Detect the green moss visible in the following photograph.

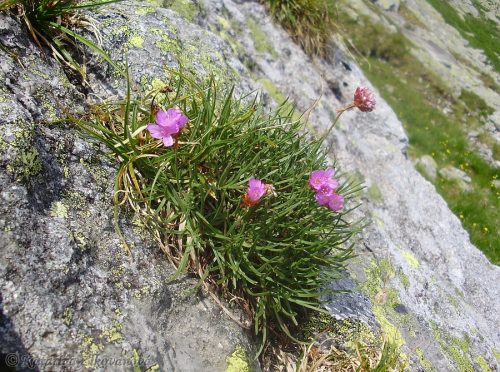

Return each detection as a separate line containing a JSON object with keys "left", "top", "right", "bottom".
{"left": 362, "top": 259, "right": 395, "bottom": 298}
{"left": 416, "top": 348, "right": 435, "bottom": 371}
{"left": 402, "top": 250, "right": 420, "bottom": 269}
{"left": 131, "top": 349, "right": 141, "bottom": 372}
{"left": 136, "top": 6, "right": 156, "bottom": 15}
{"left": 225, "top": 345, "right": 250, "bottom": 372}
{"left": 247, "top": 18, "right": 277, "bottom": 58}
{"left": 13, "top": 147, "right": 42, "bottom": 182}
{"left": 475, "top": 356, "right": 492, "bottom": 372}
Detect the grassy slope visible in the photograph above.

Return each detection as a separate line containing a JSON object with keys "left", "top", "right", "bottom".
{"left": 426, "top": 0, "right": 500, "bottom": 73}
{"left": 335, "top": 9, "right": 499, "bottom": 264}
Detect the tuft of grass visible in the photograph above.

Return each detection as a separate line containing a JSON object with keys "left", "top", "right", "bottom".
{"left": 336, "top": 11, "right": 500, "bottom": 264}
{"left": 73, "top": 70, "right": 363, "bottom": 351}
{"left": 262, "top": 0, "right": 336, "bottom": 55}
{"left": 0, "top": 0, "right": 123, "bottom": 80}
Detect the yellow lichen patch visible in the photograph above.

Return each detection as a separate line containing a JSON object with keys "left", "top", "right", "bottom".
{"left": 367, "top": 184, "right": 384, "bottom": 203}
{"left": 225, "top": 345, "right": 250, "bottom": 372}
{"left": 50, "top": 201, "right": 68, "bottom": 218}
{"left": 81, "top": 336, "right": 103, "bottom": 369}
{"left": 136, "top": 6, "right": 156, "bottom": 15}
{"left": 431, "top": 323, "right": 473, "bottom": 372}
{"left": 416, "top": 348, "right": 435, "bottom": 371}
{"left": 372, "top": 306, "right": 405, "bottom": 350}
{"left": 100, "top": 321, "right": 123, "bottom": 343}
{"left": 168, "top": 0, "right": 199, "bottom": 22}
{"left": 129, "top": 35, "right": 145, "bottom": 49}
{"left": 217, "top": 16, "right": 231, "bottom": 30}
{"left": 475, "top": 356, "right": 492, "bottom": 372}
{"left": 133, "top": 285, "right": 151, "bottom": 300}
{"left": 247, "top": 18, "right": 277, "bottom": 58}
{"left": 402, "top": 250, "right": 420, "bottom": 269}
{"left": 63, "top": 308, "right": 73, "bottom": 327}
{"left": 493, "top": 349, "right": 500, "bottom": 361}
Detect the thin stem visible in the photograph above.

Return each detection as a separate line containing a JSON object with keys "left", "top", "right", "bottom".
{"left": 320, "top": 103, "right": 355, "bottom": 152}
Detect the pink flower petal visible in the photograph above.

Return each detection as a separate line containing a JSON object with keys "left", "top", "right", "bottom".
{"left": 162, "top": 135, "right": 174, "bottom": 147}
{"left": 147, "top": 124, "right": 164, "bottom": 139}
{"left": 328, "top": 194, "right": 344, "bottom": 212}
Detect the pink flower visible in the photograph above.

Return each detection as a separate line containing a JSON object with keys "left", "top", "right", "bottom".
{"left": 309, "top": 169, "right": 338, "bottom": 192}
{"left": 353, "top": 87, "right": 376, "bottom": 112}
{"left": 242, "top": 178, "right": 267, "bottom": 207}
{"left": 147, "top": 108, "right": 189, "bottom": 147}
{"left": 328, "top": 193, "right": 344, "bottom": 212}
{"left": 315, "top": 187, "right": 333, "bottom": 206}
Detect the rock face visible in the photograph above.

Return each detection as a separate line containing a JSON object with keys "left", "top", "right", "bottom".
{"left": 372, "top": 0, "right": 401, "bottom": 12}
{"left": 1, "top": 1, "right": 499, "bottom": 372}
{"left": 0, "top": 10, "right": 258, "bottom": 372}
{"left": 415, "top": 155, "right": 438, "bottom": 181}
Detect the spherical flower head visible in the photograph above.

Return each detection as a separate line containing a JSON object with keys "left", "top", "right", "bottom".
{"left": 242, "top": 178, "right": 267, "bottom": 207}
{"left": 309, "top": 169, "right": 338, "bottom": 192}
{"left": 328, "top": 193, "right": 344, "bottom": 212}
{"left": 147, "top": 108, "right": 189, "bottom": 147}
{"left": 353, "top": 87, "right": 376, "bottom": 112}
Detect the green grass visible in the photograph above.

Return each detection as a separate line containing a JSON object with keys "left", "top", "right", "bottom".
{"left": 426, "top": 0, "right": 500, "bottom": 73}
{"left": 74, "top": 70, "right": 363, "bottom": 352}
{"left": 261, "top": 0, "right": 336, "bottom": 55}
{"left": 0, "top": 0, "right": 123, "bottom": 80}
{"left": 336, "top": 13, "right": 500, "bottom": 264}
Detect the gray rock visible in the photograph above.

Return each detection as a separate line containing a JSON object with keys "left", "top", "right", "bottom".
{"left": 199, "top": 1, "right": 500, "bottom": 370}
{"left": 1, "top": 1, "right": 499, "bottom": 372}
{"left": 415, "top": 155, "right": 438, "bottom": 181}
{"left": 372, "top": 0, "right": 401, "bottom": 12}
{"left": 439, "top": 165, "right": 473, "bottom": 191}
{"left": 0, "top": 10, "right": 258, "bottom": 372}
